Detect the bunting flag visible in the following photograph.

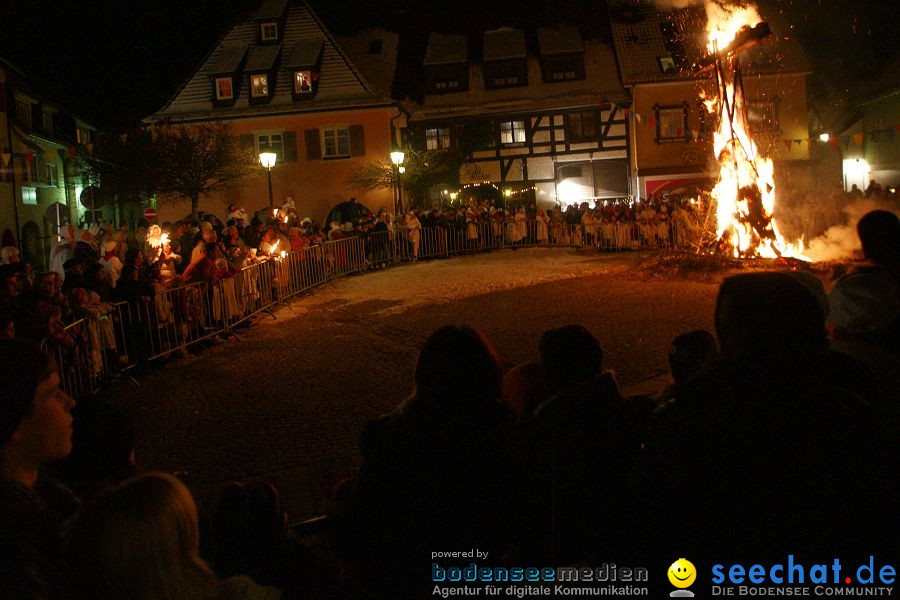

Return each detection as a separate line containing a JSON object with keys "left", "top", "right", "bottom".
{"left": 648, "top": 117, "right": 655, "bottom": 128}
{"left": 828, "top": 138, "right": 839, "bottom": 151}
{"left": 24, "top": 152, "right": 33, "bottom": 164}
{"left": 1, "top": 154, "right": 10, "bottom": 167}
{"left": 793, "top": 139, "right": 803, "bottom": 147}
{"left": 783, "top": 139, "right": 792, "bottom": 152}
{"left": 67, "top": 146, "right": 77, "bottom": 157}
{"left": 57, "top": 149, "right": 67, "bottom": 162}
{"left": 852, "top": 133, "right": 864, "bottom": 147}
{"left": 676, "top": 127, "right": 684, "bottom": 137}
{"left": 46, "top": 150, "right": 56, "bottom": 162}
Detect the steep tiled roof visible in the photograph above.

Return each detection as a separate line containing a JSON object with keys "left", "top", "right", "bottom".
{"left": 335, "top": 28, "right": 399, "bottom": 100}
{"left": 210, "top": 45, "right": 249, "bottom": 75}
{"left": 408, "top": 39, "right": 628, "bottom": 120}
{"left": 607, "top": 0, "right": 810, "bottom": 86}
{"left": 245, "top": 44, "right": 281, "bottom": 72}
{"left": 255, "top": 0, "right": 289, "bottom": 20}
{"left": 483, "top": 29, "right": 527, "bottom": 61}
{"left": 424, "top": 33, "right": 468, "bottom": 66}
{"left": 148, "top": 0, "right": 391, "bottom": 122}
{"left": 537, "top": 26, "right": 584, "bottom": 55}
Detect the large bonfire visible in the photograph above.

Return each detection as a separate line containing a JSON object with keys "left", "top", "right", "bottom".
{"left": 702, "top": 2, "right": 809, "bottom": 261}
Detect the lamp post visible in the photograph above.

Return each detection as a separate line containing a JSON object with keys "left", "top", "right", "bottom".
{"left": 259, "top": 151, "right": 277, "bottom": 211}
{"left": 390, "top": 150, "right": 405, "bottom": 214}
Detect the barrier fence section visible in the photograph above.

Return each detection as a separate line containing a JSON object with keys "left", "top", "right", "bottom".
{"left": 48, "top": 218, "right": 690, "bottom": 397}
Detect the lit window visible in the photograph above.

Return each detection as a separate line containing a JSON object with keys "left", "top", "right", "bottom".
{"left": 500, "top": 121, "right": 526, "bottom": 144}
{"left": 261, "top": 22, "right": 278, "bottom": 41}
{"left": 16, "top": 101, "right": 32, "bottom": 128}
{"left": 215, "top": 77, "right": 233, "bottom": 100}
{"left": 77, "top": 127, "right": 92, "bottom": 146}
{"left": 22, "top": 187, "right": 37, "bottom": 205}
{"left": 294, "top": 70, "right": 312, "bottom": 94}
{"left": 655, "top": 106, "right": 686, "bottom": 141}
{"left": 434, "top": 80, "right": 459, "bottom": 90}
{"left": 251, "top": 74, "right": 269, "bottom": 97}
{"left": 493, "top": 76, "right": 519, "bottom": 86}
{"left": 256, "top": 133, "right": 284, "bottom": 161}
{"left": 425, "top": 128, "right": 451, "bottom": 150}
{"left": 322, "top": 128, "right": 351, "bottom": 158}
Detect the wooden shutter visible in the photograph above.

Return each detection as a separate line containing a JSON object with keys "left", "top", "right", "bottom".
{"left": 349, "top": 124, "right": 365, "bottom": 156}
{"left": 282, "top": 131, "right": 297, "bottom": 162}
{"left": 305, "top": 128, "right": 321, "bottom": 160}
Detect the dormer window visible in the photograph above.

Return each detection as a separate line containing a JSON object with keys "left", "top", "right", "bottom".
{"left": 251, "top": 74, "right": 269, "bottom": 97}
{"left": 424, "top": 33, "right": 469, "bottom": 94}
{"left": 483, "top": 29, "right": 527, "bottom": 90}
{"left": 209, "top": 44, "right": 248, "bottom": 107}
{"left": 294, "top": 70, "right": 313, "bottom": 94}
{"left": 286, "top": 39, "right": 324, "bottom": 101}
{"left": 254, "top": 0, "right": 288, "bottom": 44}
{"left": 215, "top": 77, "right": 234, "bottom": 100}
{"left": 537, "top": 26, "right": 585, "bottom": 83}
{"left": 261, "top": 22, "right": 279, "bottom": 42}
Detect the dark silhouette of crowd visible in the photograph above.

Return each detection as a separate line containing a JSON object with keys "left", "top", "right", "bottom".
{"left": 1, "top": 210, "right": 897, "bottom": 599}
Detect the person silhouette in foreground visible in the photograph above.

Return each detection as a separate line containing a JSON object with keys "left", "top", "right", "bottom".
{"left": 514, "top": 325, "right": 647, "bottom": 565}
{"left": 0, "top": 339, "right": 78, "bottom": 599}
{"left": 331, "top": 325, "right": 512, "bottom": 599}
{"left": 647, "top": 272, "right": 891, "bottom": 560}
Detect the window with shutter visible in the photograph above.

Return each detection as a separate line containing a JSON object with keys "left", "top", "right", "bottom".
{"left": 282, "top": 131, "right": 297, "bottom": 162}
{"left": 305, "top": 129, "right": 322, "bottom": 160}
{"left": 349, "top": 125, "right": 365, "bottom": 156}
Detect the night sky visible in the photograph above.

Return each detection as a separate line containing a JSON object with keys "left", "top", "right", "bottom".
{"left": 0, "top": 0, "right": 896, "bottom": 129}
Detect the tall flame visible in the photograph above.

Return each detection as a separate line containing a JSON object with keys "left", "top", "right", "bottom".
{"left": 705, "top": 2, "right": 809, "bottom": 261}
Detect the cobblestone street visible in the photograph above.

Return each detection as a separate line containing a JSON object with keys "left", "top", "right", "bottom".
{"left": 106, "top": 249, "right": 720, "bottom": 521}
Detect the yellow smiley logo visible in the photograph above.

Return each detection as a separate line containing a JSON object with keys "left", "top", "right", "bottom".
{"left": 668, "top": 558, "right": 697, "bottom": 588}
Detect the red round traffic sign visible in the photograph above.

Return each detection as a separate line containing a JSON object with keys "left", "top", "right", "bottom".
{"left": 143, "top": 207, "right": 158, "bottom": 221}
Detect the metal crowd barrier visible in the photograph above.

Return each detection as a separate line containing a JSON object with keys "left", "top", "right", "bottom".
{"left": 47, "top": 218, "right": 693, "bottom": 398}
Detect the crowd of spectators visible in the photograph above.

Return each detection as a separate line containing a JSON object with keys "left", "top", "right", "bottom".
{"left": 1, "top": 208, "right": 897, "bottom": 599}
{"left": 0, "top": 194, "right": 713, "bottom": 369}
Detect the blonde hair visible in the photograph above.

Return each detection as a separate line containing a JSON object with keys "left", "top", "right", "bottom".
{"left": 68, "top": 472, "right": 219, "bottom": 600}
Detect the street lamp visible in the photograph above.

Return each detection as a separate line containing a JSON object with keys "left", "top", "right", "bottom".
{"left": 259, "top": 151, "right": 277, "bottom": 210}
{"left": 390, "top": 150, "right": 405, "bottom": 214}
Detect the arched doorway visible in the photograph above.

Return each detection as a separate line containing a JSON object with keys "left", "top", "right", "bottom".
{"left": 325, "top": 200, "right": 373, "bottom": 226}
{"left": 21, "top": 221, "right": 44, "bottom": 270}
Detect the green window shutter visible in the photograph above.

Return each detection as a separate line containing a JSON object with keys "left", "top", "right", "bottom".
{"left": 305, "top": 129, "right": 321, "bottom": 160}
{"left": 349, "top": 124, "right": 365, "bottom": 156}
{"left": 283, "top": 131, "right": 297, "bottom": 162}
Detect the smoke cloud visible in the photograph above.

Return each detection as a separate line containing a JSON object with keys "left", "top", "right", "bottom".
{"left": 805, "top": 198, "right": 900, "bottom": 262}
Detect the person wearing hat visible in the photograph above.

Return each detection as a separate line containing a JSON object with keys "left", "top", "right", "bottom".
{"left": 61, "top": 258, "right": 87, "bottom": 294}
{"left": 0, "top": 339, "right": 78, "bottom": 598}
{"left": 99, "top": 240, "right": 124, "bottom": 289}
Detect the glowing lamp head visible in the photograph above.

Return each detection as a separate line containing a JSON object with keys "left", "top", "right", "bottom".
{"left": 819, "top": 133, "right": 830, "bottom": 142}
{"left": 259, "top": 152, "right": 277, "bottom": 169}
{"left": 390, "top": 151, "right": 405, "bottom": 165}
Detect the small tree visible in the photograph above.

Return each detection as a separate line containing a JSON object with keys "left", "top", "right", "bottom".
{"left": 154, "top": 122, "right": 259, "bottom": 221}
{"left": 346, "top": 148, "right": 465, "bottom": 208}
{"left": 79, "top": 131, "right": 160, "bottom": 209}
